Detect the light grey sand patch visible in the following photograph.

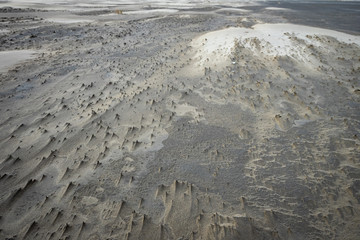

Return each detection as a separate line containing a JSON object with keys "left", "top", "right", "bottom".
{"left": 45, "top": 17, "right": 94, "bottom": 24}
{"left": 123, "top": 9, "right": 179, "bottom": 15}
{"left": 0, "top": 29, "right": 10, "bottom": 34}
{"left": 0, "top": 50, "right": 37, "bottom": 73}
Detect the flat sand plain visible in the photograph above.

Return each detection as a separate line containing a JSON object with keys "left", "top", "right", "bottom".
{"left": 0, "top": 1, "right": 360, "bottom": 239}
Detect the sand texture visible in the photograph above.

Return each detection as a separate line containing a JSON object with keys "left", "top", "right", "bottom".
{"left": 0, "top": 1, "right": 360, "bottom": 239}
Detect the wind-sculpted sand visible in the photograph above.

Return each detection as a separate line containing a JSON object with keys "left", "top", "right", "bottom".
{"left": 0, "top": 1, "right": 359, "bottom": 239}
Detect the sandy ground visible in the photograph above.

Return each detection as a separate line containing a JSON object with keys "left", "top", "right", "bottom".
{"left": 0, "top": 1, "right": 360, "bottom": 239}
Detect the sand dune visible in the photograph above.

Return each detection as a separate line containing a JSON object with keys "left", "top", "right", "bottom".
{"left": 0, "top": 1, "right": 360, "bottom": 240}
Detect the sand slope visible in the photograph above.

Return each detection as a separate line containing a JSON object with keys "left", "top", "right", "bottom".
{"left": 0, "top": 3, "right": 360, "bottom": 240}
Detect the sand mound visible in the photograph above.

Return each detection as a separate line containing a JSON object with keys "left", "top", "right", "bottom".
{"left": 191, "top": 23, "right": 360, "bottom": 70}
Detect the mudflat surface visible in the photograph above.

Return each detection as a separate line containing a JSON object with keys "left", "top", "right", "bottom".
{"left": 0, "top": 1, "right": 359, "bottom": 239}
